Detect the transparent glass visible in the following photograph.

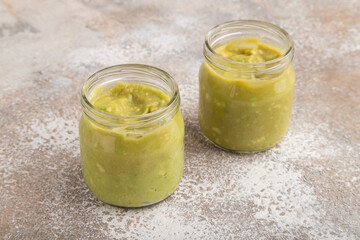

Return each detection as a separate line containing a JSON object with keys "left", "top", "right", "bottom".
{"left": 79, "top": 64, "right": 184, "bottom": 207}
{"left": 199, "top": 20, "right": 295, "bottom": 152}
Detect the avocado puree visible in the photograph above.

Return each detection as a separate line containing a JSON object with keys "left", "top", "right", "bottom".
{"left": 79, "top": 82, "right": 184, "bottom": 207}
{"left": 91, "top": 83, "right": 170, "bottom": 116}
{"left": 199, "top": 38, "right": 295, "bottom": 152}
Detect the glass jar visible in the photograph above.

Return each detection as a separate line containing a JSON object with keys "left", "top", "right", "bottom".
{"left": 79, "top": 64, "right": 184, "bottom": 207}
{"left": 199, "top": 20, "right": 295, "bottom": 152}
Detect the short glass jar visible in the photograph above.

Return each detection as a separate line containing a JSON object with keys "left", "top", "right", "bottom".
{"left": 199, "top": 20, "right": 295, "bottom": 152}
{"left": 79, "top": 64, "right": 184, "bottom": 207}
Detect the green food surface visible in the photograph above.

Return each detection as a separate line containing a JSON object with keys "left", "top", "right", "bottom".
{"left": 215, "top": 37, "right": 282, "bottom": 63}
{"left": 92, "top": 82, "right": 170, "bottom": 116}
{"left": 80, "top": 82, "right": 184, "bottom": 207}
{"left": 199, "top": 37, "right": 295, "bottom": 152}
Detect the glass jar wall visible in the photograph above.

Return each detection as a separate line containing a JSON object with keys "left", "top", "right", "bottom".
{"left": 199, "top": 20, "right": 295, "bottom": 152}
{"left": 79, "top": 64, "right": 184, "bottom": 207}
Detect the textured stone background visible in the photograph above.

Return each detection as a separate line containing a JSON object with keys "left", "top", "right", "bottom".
{"left": 1, "top": 0, "right": 359, "bottom": 239}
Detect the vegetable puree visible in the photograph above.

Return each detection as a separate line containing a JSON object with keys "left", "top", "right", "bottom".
{"left": 80, "top": 82, "right": 184, "bottom": 207}
{"left": 199, "top": 37, "right": 295, "bottom": 152}
{"left": 91, "top": 83, "right": 170, "bottom": 116}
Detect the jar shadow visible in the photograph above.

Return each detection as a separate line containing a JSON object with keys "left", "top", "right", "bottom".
{"left": 183, "top": 118, "right": 261, "bottom": 164}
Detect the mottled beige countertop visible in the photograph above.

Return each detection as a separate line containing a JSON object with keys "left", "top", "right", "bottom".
{"left": 1, "top": 0, "right": 359, "bottom": 239}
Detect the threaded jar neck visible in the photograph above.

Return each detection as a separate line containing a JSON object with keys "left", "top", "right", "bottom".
{"left": 203, "top": 20, "right": 294, "bottom": 74}
{"left": 81, "top": 64, "right": 180, "bottom": 128}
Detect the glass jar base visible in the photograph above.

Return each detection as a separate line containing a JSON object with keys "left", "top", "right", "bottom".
{"left": 99, "top": 193, "right": 173, "bottom": 209}
{"left": 201, "top": 132, "right": 280, "bottom": 154}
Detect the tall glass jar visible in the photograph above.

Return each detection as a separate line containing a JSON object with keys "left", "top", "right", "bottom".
{"left": 199, "top": 20, "right": 295, "bottom": 152}
{"left": 79, "top": 64, "right": 184, "bottom": 207}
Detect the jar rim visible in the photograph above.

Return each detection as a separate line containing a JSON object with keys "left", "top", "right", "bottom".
{"left": 81, "top": 64, "right": 180, "bottom": 127}
{"left": 204, "top": 19, "right": 294, "bottom": 71}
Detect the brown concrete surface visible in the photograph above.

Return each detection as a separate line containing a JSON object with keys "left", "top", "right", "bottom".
{"left": 0, "top": 0, "right": 359, "bottom": 239}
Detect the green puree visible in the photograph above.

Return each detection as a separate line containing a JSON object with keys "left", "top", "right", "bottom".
{"left": 92, "top": 82, "right": 169, "bottom": 116}
{"left": 80, "top": 82, "right": 184, "bottom": 207}
{"left": 199, "top": 37, "right": 295, "bottom": 152}
{"left": 215, "top": 37, "right": 282, "bottom": 63}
